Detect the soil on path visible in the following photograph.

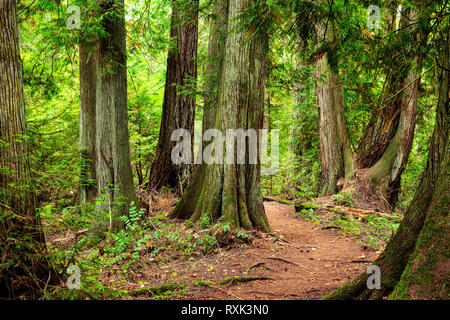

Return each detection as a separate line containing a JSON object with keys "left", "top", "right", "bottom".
{"left": 179, "top": 201, "right": 378, "bottom": 300}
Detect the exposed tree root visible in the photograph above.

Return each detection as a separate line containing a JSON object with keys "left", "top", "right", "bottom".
{"left": 216, "top": 275, "right": 273, "bottom": 285}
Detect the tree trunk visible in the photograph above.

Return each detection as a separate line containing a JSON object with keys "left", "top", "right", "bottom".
{"left": 95, "top": 0, "right": 137, "bottom": 233}
{"left": 289, "top": 56, "right": 302, "bottom": 155}
{"left": 356, "top": 4, "right": 411, "bottom": 169}
{"left": 324, "top": 26, "right": 449, "bottom": 300}
{"left": 388, "top": 145, "right": 449, "bottom": 299}
{"left": 265, "top": 89, "right": 273, "bottom": 194}
{"left": 366, "top": 57, "right": 420, "bottom": 208}
{"left": 79, "top": 39, "right": 97, "bottom": 204}
{"left": 315, "top": 24, "right": 355, "bottom": 196}
{"left": 316, "top": 6, "right": 427, "bottom": 211}
{"left": 148, "top": 0, "right": 198, "bottom": 193}
{"left": 350, "top": 8, "right": 423, "bottom": 209}
{"left": 0, "top": 0, "right": 55, "bottom": 298}
{"left": 172, "top": 0, "right": 271, "bottom": 232}
{"left": 172, "top": 0, "right": 227, "bottom": 218}
{"left": 202, "top": 0, "right": 227, "bottom": 137}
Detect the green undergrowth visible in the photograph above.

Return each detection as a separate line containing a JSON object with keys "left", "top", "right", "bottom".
{"left": 41, "top": 201, "right": 253, "bottom": 299}
{"left": 294, "top": 206, "right": 402, "bottom": 250}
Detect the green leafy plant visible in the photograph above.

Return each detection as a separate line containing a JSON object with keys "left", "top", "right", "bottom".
{"left": 333, "top": 191, "right": 355, "bottom": 207}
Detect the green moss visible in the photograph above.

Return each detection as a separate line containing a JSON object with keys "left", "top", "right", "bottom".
{"left": 296, "top": 201, "right": 319, "bottom": 210}
{"left": 129, "top": 283, "right": 187, "bottom": 298}
{"left": 193, "top": 279, "right": 214, "bottom": 287}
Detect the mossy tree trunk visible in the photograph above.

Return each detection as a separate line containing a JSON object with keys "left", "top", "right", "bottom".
{"left": 172, "top": 0, "right": 271, "bottom": 232}
{"left": 353, "top": 8, "right": 424, "bottom": 209}
{"left": 95, "top": 0, "right": 137, "bottom": 233}
{"left": 355, "top": 7, "right": 415, "bottom": 169}
{"left": 324, "top": 27, "right": 449, "bottom": 300}
{"left": 171, "top": 0, "right": 227, "bottom": 217}
{"left": 389, "top": 146, "right": 449, "bottom": 299}
{"left": 0, "top": 0, "right": 56, "bottom": 298}
{"left": 148, "top": 0, "right": 198, "bottom": 194}
{"left": 315, "top": 6, "right": 428, "bottom": 211}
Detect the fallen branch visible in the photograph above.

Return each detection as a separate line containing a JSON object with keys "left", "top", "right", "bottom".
{"left": 52, "top": 228, "right": 89, "bottom": 244}
{"left": 263, "top": 196, "right": 300, "bottom": 209}
{"left": 263, "top": 196, "right": 401, "bottom": 220}
{"left": 336, "top": 206, "right": 400, "bottom": 220}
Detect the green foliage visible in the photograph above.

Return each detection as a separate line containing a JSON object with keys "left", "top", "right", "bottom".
{"left": 9, "top": 0, "right": 448, "bottom": 300}
{"left": 333, "top": 191, "right": 355, "bottom": 208}
{"left": 322, "top": 213, "right": 401, "bottom": 250}
{"left": 234, "top": 229, "right": 250, "bottom": 242}
{"left": 298, "top": 208, "right": 320, "bottom": 224}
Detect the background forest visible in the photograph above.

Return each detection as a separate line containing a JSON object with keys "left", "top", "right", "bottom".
{"left": 0, "top": 0, "right": 448, "bottom": 300}
{"left": 20, "top": 0, "right": 439, "bottom": 207}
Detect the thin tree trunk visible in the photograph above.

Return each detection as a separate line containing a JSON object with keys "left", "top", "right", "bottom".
{"left": 79, "top": 39, "right": 97, "bottom": 204}
{"left": 0, "top": 0, "right": 56, "bottom": 298}
{"left": 95, "top": 0, "right": 137, "bottom": 233}
{"left": 266, "top": 90, "right": 273, "bottom": 194}
{"left": 148, "top": 0, "right": 198, "bottom": 193}
{"left": 290, "top": 55, "right": 302, "bottom": 155}
{"left": 172, "top": 0, "right": 271, "bottom": 232}
{"left": 324, "top": 27, "right": 449, "bottom": 300}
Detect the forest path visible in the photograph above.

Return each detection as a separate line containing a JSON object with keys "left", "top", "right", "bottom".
{"left": 182, "top": 201, "right": 378, "bottom": 300}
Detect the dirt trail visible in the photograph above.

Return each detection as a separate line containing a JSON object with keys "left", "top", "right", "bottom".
{"left": 182, "top": 201, "right": 378, "bottom": 300}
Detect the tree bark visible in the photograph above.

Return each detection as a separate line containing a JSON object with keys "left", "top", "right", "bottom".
{"left": 79, "top": 39, "right": 98, "bottom": 204}
{"left": 172, "top": 0, "right": 271, "bottom": 232}
{"left": 171, "top": 0, "right": 227, "bottom": 218}
{"left": 388, "top": 145, "right": 449, "bottom": 299}
{"left": 351, "top": 8, "right": 423, "bottom": 209}
{"left": 356, "top": 5, "right": 412, "bottom": 169}
{"left": 147, "top": 0, "right": 198, "bottom": 194}
{"left": 324, "top": 26, "right": 449, "bottom": 300}
{"left": 95, "top": 0, "right": 137, "bottom": 233}
{"left": 0, "top": 0, "right": 55, "bottom": 298}
{"left": 366, "top": 56, "right": 420, "bottom": 208}
{"left": 315, "top": 6, "right": 427, "bottom": 211}
{"left": 289, "top": 56, "right": 302, "bottom": 155}
{"left": 315, "top": 24, "right": 354, "bottom": 196}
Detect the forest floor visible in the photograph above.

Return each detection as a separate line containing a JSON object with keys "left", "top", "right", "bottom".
{"left": 175, "top": 201, "right": 379, "bottom": 300}
{"left": 46, "top": 198, "right": 399, "bottom": 299}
